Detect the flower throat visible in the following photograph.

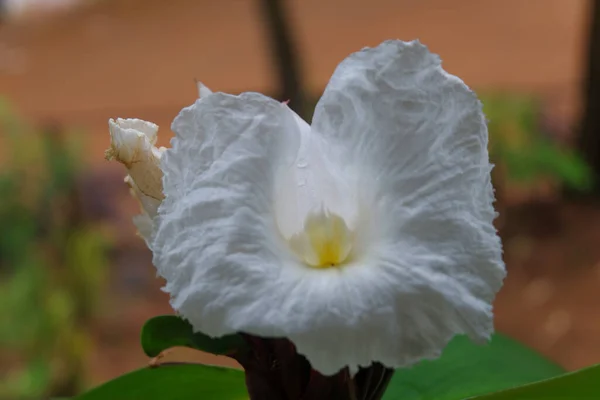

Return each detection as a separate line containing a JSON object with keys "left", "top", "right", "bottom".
{"left": 288, "top": 210, "right": 354, "bottom": 268}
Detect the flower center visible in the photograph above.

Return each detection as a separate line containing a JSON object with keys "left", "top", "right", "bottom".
{"left": 288, "top": 209, "right": 354, "bottom": 268}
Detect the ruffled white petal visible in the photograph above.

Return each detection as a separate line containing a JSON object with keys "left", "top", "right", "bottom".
{"left": 153, "top": 92, "right": 304, "bottom": 334}
{"left": 292, "top": 39, "right": 504, "bottom": 372}
{"left": 151, "top": 40, "right": 504, "bottom": 376}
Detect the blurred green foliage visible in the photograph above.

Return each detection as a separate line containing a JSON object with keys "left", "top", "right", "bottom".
{"left": 0, "top": 98, "right": 110, "bottom": 399}
{"left": 481, "top": 93, "right": 592, "bottom": 192}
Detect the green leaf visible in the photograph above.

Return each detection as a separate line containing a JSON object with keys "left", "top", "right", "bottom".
{"left": 474, "top": 363, "right": 600, "bottom": 399}
{"left": 75, "top": 363, "right": 248, "bottom": 400}
{"left": 383, "top": 334, "right": 564, "bottom": 400}
{"left": 141, "top": 316, "right": 195, "bottom": 357}
{"left": 141, "top": 315, "right": 248, "bottom": 357}
{"left": 190, "top": 330, "right": 248, "bottom": 357}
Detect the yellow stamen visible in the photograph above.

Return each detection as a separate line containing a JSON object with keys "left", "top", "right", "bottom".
{"left": 289, "top": 210, "right": 353, "bottom": 268}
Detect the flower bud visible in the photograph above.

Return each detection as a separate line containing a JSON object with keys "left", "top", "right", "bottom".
{"left": 106, "top": 118, "right": 165, "bottom": 244}
{"left": 106, "top": 118, "right": 164, "bottom": 201}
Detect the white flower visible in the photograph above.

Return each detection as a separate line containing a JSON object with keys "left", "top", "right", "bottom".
{"left": 151, "top": 40, "right": 505, "bottom": 375}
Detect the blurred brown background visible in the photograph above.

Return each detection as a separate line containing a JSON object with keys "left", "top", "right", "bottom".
{"left": 1, "top": 0, "right": 600, "bottom": 398}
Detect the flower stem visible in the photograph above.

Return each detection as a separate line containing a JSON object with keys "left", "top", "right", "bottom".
{"left": 347, "top": 374, "right": 358, "bottom": 400}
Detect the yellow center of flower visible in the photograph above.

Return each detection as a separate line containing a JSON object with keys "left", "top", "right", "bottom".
{"left": 289, "top": 210, "right": 354, "bottom": 268}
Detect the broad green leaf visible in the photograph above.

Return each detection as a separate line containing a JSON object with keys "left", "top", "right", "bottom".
{"left": 141, "top": 315, "right": 247, "bottom": 357}
{"left": 75, "top": 363, "right": 248, "bottom": 400}
{"left": 474, "top": 363, "right": 600, "bottom": 399}
{"left": 383, "top": 334, "right": 564, "bottom": 400}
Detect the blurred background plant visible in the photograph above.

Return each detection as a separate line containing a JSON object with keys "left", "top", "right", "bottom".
{"left": 0, "top": 98, "right": 111, "bottom": 399}
{"left": 482, "top": 93, "right": 592, "bottom": 209}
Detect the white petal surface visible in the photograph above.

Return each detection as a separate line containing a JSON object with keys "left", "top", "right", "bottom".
{"left": 154, "top": 94, "right": 397, "bottom": 375}
{"left": 274, "top": 109, "right": 359, "bottom": 238}
{"left": 152, "top": 40, "right": 505, "bottom": 376}
{"left": 153, "top": 92, "right": 306, "bottom": 335}
{"left": 290, "top": 40, "right": 505, "bottom": 372}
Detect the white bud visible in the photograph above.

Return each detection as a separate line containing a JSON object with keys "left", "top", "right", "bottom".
{"left": 106, "top": 118, "right": 164, "bottom": 201}
{"left": 106, "top": 118, "right": 165, "bottom": 245}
